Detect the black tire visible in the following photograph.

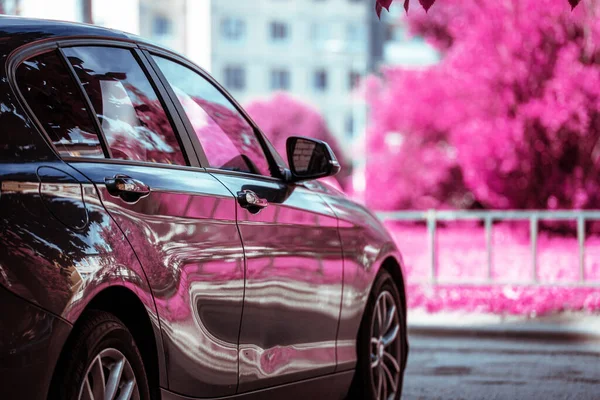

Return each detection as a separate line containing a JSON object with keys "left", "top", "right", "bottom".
{"left": 350, "top": 270, "right": 407, "bottom": 400}
{"left": 49, "top": 310, "right": 151, "bottom": 400}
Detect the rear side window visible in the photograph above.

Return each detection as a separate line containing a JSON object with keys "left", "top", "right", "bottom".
{"left": 16, "top": 50, "right": 104, "bottom": 158}
{"left": 63, "top": 46, "right": 186, "bottom": 166}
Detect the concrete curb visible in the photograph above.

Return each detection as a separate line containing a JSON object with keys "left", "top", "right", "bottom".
{"left": 406, "top": 310, "right": 600, "bottom": 342}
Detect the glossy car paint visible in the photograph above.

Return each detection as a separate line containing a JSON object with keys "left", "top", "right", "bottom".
{"left": 212, "top": 171, "right": 343, "bottom": 392}
{"left": 72, "top": 161, "right": 245, "bottom": 397}
{"left": 0, "top": 17, "right": 407, "bottom": 400}
{"left": 313, "top": 182, "right": 407, "bottom": 371}
{"left": 0, "top": 285, "right": 71, "bottom": 399}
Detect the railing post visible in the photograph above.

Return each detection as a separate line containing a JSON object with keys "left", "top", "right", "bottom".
{"left": 577, "top": 216, "right": 585, "bottom": 282}
{"left": 530, "top": 215, "right": 538, "bottom": 283}
{"left": 427, "top": 210, "right": 437, "bottom": 284}
{"left": 485, "top": 216, "right": 493, "bottom": 282}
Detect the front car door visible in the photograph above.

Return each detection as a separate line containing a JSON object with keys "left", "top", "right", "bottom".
{"left": 149, "top": 53, "right": 345, "bottom": 392}
{"left": 53, "top": 42, "right": 246, "bottom": 398}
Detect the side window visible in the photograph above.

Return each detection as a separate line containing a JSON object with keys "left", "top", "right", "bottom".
{"left": 16, "top": 50, "right": 104, "bottom": 158}
{"left": 152, "top": 56, "right": 271, "bottom": 176}
{"left": 63, "top": 46, "right": 186, "bottom": 166}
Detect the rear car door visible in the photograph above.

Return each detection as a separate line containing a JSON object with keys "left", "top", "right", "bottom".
{"left": 150, "top": 53, "right": 344, "bottom": 392}
{"left": 54, "top": 42, "right": 245, "bottom": 398}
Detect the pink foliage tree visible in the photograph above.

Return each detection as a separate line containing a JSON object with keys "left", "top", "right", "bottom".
{"left": 367, "top": 0, "right": 600, "bottom": 212}
{"left": 245, "top": 93, "right": 351, "bottom": 189}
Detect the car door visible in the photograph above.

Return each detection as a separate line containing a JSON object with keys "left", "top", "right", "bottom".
{"left": 56, "top": 42, "right": 245, "bottom": 398}
{"left": 149, "top": 52, "right": 344, "bottom": 392}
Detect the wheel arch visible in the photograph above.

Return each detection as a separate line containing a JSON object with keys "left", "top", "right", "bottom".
{"left": 379, "top": 256, "right": 407, "bottom": 322}
{"left": 49, "top": 285, "right": 163, "bottom": 400}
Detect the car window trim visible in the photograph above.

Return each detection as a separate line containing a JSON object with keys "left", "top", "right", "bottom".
{"left": 138, "top": 49, "right": 210, "bottom": 169}
{"left": 63, "top": 156, "right": 210, "bottom": 173}
{"left": 131, "top": 47, "right": 200, "bottom": 168}
{"left": 141, "top": 46, "right": 286, "bottom": 180}
{"left": 57, "top": 47, "right": 113, "bottom": 159}
{"left": 6, "top": 42, "right": 65, "bottom": 160}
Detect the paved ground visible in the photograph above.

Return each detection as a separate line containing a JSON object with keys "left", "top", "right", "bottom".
{"left": 403, "top": 333, "right": 600, "bottom": 400}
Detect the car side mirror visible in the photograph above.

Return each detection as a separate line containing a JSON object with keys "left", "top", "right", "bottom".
{"left": 286, "top": 136, "right": 341, "bottom": 182}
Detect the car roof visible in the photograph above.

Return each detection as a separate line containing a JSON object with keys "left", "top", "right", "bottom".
{"left": 0, "top": 16, "right": 155, "bottom": 50}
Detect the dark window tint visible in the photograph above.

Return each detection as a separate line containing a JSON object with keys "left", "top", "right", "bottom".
{"left": 63, "top": 46, "right": 186, "bottom": 165}
{"left": 16, "top": 50, "right": 104, "bottom": 158}
{"left": 153, "top": 56, "right": 271, "bottom": 176}
{"left": 224, "top": 65, "right": 246, "bottom": 90}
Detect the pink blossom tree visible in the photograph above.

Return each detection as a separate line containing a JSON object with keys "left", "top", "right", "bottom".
{"left": 367, "top": 0, "right": 600, "bottom": 212}
{"left": 245, "top": 93, "right": 352, "bottom": 189}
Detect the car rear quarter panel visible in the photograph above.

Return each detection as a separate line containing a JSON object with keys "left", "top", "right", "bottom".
{"left": 0, "top": 159, "right": 168, "bottom": 389}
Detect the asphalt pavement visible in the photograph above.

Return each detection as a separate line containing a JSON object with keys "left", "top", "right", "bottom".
{"left": 403, "top": 333, "right": 600, "bottom": 400}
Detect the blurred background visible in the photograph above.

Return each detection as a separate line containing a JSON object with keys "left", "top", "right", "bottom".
{"left": 3, "top": 0, "right": 600, "bottom": 316}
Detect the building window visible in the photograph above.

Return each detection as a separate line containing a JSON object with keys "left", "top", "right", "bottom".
{"left": 221, "top": 17, "right": 246, "bottom": 41}
{"left": 270, "top": 21, "right": 289, "bottom": 41}
{"left": 313, "top": 69, "right": 328, "bottom": 91}
{"left": 310, "top": 23, "right": 329, "bottom": 48}
{"left": 347, "top": 23, "right": 365, "bottom": 51}
{"left": 152, "top": 15, "right": 172, "bottom": 37}
{"left": 224, "top": 66, "right": 246, "bottom": 90}
{"left": 345, "top": 114, "right": 355, "bottom": 139}
{"left": 270, "top": 69, "right": 290, "bottom": 90}
{"left": 348, "top": 71, "right": 361, "bottom": 90}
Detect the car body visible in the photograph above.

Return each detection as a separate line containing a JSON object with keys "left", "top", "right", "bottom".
{"left": 0, "top": 16, "right": 407, "bottom": 400}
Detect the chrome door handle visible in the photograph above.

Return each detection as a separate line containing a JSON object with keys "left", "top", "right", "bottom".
{"left": 105, "top": 174, "right": 150, "bottom": 203}
{"left": 237, "top": 190, "right": 268, "bottom": 213}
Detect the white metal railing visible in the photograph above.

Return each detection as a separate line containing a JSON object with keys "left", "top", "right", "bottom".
{"left": 377, "top": 210, "right": 600, "bottom": 286}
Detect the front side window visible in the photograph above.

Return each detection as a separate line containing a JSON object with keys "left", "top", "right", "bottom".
{"left": 63, "top": 46, "right": 186, "bottom": 166}
{"left": 153, "top": 56, "right": 271, "bottom": 176}
{"left": 16, "top": 50, "right": 104, "bottom": 158}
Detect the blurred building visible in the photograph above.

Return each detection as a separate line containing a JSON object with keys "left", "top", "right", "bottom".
{"left": 210, "top": 0, "right": 370, "bottom": 145}
{"left": 0, "top": 0, "right": 141, "bottom": 33}
{"left": 139, "top": 0, "right": 211, "bottom": 70}
{"left": 0, "top": 0, "right": 211, "bottom": 69}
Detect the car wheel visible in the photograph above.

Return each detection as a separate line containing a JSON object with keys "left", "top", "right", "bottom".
{"left": 351, "top": 270, "right": 406, "bottom": 400}
{"left": 50, "top": 310, "right": 151, "bottom": 400}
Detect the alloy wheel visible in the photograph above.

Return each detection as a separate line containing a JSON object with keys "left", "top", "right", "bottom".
{"left": 78, "top": 347, "right": 140, "bottom": 400}
{"left": 369, "top": 290, "right": 402, "bottom": 400}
